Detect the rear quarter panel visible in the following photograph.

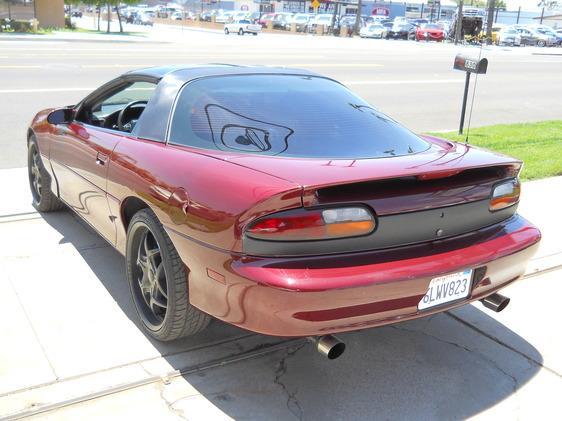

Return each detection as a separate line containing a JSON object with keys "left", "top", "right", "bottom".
{"left": 107, "top": 140, "right": 302, "bottom": 254}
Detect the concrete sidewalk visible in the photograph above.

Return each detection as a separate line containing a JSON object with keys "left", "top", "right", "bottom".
{"left": 1, "top": 168, "right": 561, "bottom": 420}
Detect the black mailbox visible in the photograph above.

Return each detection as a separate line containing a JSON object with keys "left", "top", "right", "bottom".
{"left": 453, "top": 54, "right": 489, "bottom": 135}
{"left": 454, "top": 55, "right": 488, "bottom": 74}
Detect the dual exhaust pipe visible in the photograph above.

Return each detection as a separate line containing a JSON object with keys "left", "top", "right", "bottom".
{"left": 307, "top": 292, "right": 509, "bottom": 360}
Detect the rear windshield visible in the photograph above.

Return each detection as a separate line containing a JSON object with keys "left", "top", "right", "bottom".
{"left": 168, "top": 75, "right": 430, "bottom": 159}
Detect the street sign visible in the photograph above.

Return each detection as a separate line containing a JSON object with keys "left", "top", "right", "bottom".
{"left": 311, "top": 0, "right": 320, "bottom": 9}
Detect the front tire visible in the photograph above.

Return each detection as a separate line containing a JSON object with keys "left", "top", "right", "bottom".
{"left": 28, "top": 136, "right": 64, "bottom": 212}
{"left": 537, "top": 40, "right": 546, "bottom": 47}
{"left": 238, "top": 28, "right": 244, "bottom": 35}
{"left": 224, "top": 28, "right": 229, "bottom": 35}
{"left": 126, "top": 209, "right": 210, "bottom": 341}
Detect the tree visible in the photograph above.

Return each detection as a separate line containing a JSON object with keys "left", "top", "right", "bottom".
{"left": 537, "top": 1, "right": 560, "bottom": 9}
{"left": 354, "top": 0, "right": 362, "bottom": 36}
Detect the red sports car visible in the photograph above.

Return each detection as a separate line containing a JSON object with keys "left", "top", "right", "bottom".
{"left": 416, "top": 23, "right": 446, "bottom": 41}
{"left": 28, "top": 65, "right": 540, "bottom": 359}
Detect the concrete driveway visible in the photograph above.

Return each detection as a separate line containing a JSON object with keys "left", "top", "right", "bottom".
{"left": 1, "top": 168, "right": 561, "bottom": 420}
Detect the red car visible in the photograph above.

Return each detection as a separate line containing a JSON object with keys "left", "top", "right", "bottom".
{"left": 28, "top": 65, "right": 540, "bottom": 359}
{"left": 416, "top": 23, "right": 446, "bottom": 41}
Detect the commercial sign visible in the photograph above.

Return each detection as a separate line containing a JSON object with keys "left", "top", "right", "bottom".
{"left": 371, "top": 6, "right": 389, "bottom": 16}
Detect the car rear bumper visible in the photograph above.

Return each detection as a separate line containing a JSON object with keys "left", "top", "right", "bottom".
{"left": 167, "top": 215, "right": 540, "bottom": 337}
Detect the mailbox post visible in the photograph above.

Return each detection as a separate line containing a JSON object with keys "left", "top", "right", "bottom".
{"left": 453, "top": 54, "right": 488, "bottom": 135}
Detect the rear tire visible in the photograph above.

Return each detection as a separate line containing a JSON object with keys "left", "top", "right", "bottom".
{"left": 537, "top": 40, "right": 546, "bottom": 47}
{"left": 224, "top": 28, "right": 229, "bottom": 35}
{"left": 238, "top": 28, "right": 244, "bottom": 35}
{"left": 126, "top": 208, "right": 211, "bottom": 341}
{"left": 27, "top": 136, "right": 64, "bottom": 212}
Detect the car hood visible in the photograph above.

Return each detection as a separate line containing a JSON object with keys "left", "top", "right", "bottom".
{"left": 195, "top": 136, "right": 520, "bottom": 192}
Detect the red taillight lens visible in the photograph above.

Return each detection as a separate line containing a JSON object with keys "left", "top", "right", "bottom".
{"left": 246, "top": 207, "right": 376, "bottom": 241}
{"left": 490, "top": 179, "right": 521, "bottom": 211}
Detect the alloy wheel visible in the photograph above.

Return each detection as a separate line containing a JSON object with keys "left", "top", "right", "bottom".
{"left": 133, "top": 227, "right": 168, "bottom": 330}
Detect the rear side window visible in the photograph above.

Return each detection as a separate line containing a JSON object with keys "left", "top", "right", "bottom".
{"left": 168, "top": 75, "right": 430, "bottom": 159}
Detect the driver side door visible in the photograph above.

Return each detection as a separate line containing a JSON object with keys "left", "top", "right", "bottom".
{"left": 49, "top": 80, "right": 157, "bottom": 244}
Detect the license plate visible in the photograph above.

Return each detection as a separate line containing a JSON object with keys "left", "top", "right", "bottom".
{"left": 418, "top": 269, "right": 472, "bottom": 310}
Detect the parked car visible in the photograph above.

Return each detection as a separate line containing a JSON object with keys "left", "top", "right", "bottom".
{"left": 290, "top": 13, "right": 311, "bottom": 32}
{"left": 170, "top": 11, "right": 183, "bottom": 20}
{"left": 386, "top": 22, "right": 416, "bottom": 40}
{"left": 71, "top": 10, "right": 83, "bottom": 18}
{"left": 215, "top": 11, "right": 235, "bottom": 24}
{"left": 359, "top": 23, "right": 387, "bottom": 39}
{"left": 515, "top": 27, "right": 555, "bottom": 47}
{"left": 29, "top": 65, "right": 540, "bottom": 355}
{"left": 224, "top": 19, "right": 261, "bottom": 35}
{"left": 272, "top": 13, "right": 292, "bottom": 30}
{"left": 497, "top": 27, "right": 521, "bottom": 46}
{"left": 532, "top": 26, "right": 562, "bottom": 46}
{"left": 134, "top": 13, "right": 154, "bottom": 26}
{"left": 415, "top": 23, "right": 445, "bottom": 41}
{"left": 257, "top": 12, "right": 276, "bottom": 28}
{"left": 232, "top": 11, "right": 250, "bottom": 21}
{"left": 199, "top": 11, "right": 212, "bottom": 22}
{"left": 307, "top": 14, "right": 335, "bottom": 32}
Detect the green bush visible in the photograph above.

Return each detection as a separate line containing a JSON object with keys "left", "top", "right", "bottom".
{"left": 65, "top": 16, "right": 76, "bottom": 30}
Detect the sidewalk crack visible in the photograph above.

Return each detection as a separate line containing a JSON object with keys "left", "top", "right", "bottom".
{"left": 273, "top": 343, "right": 306, "bottom": 420}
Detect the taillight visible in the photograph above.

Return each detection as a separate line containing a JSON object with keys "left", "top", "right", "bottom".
{"left": 246, "top": 207, "right": 376, "bottom": 241}
{"left": 490, "top": 179, "right": 520, "bottom": 211}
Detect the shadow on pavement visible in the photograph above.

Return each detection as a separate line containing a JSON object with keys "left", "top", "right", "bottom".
{"left": 41, "top": 209, "right": 542, "bottom": 420}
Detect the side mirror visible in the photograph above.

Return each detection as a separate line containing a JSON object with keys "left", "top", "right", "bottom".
{"left": 47, "top": 108, "right": 74, "bottom": 125}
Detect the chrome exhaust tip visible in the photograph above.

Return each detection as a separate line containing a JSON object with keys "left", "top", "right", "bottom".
{"left": 308, "top": 335, "right": 346, "bottom": 360}
{"left": 480, "top": 292, "right": 510, "bottom": 312}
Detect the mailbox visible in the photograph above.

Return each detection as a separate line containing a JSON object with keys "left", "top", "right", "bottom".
{"left": 453, "top": 54, "right": 488, "bottom": 135}
{"left": 454, "top": 55, "right": 488, "bottom": 74}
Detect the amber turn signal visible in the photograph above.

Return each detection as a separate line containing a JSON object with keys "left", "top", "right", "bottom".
{"left": 490, "top": 179, "right": 520, "bottom": 211}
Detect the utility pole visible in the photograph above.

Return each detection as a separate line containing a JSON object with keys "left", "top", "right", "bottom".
{"left": 354, "top": 0, "right": 362, "bottom": 36}
{"left": 485, "top": 0, "right": 495, "bottom": 45}
{"left": 454, "top": 0, "right": 463, "bottom": 45}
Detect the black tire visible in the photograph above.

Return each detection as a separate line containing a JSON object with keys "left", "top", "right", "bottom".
{"left": 537, "top": 40, "right": 546, "bottom": 47}
{"left": 27, "top": 136, "right": 64, "bottom": 212}
{"left": 126, "top": 208, "right": 210, "bottom": 341}
{"left": 252, "top": 32, "right": 257, "bottom": 36}
{"left": 224, "top": 28, "right": 229, "bottom": 35}
{"left": 238, "top": 28, "right": 244, "bottom": 35}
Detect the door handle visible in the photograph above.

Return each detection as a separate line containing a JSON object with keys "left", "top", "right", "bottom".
{"left": 96, "top": 152, "right": 108, "bottom": 166}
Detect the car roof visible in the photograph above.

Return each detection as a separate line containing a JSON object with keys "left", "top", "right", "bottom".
{"left": 130, "top": 64, "right": 321, "bottom": 142}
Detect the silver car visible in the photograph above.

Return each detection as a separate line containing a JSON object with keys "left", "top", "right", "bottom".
{"left": 498, "top": 27, "right": 521, "bottom": 46}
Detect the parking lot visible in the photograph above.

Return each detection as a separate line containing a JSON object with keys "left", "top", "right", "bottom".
{"left": 1, "top": 26, "right": 561, "bottom": 420}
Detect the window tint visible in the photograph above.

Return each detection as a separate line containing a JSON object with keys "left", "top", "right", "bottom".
{"left": 169, "top": 75, "right": 429, "bottom": 159}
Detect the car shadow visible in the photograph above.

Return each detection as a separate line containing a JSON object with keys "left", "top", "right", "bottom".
{"left": 41, "top": 209, "right": 543, "bottom": 420}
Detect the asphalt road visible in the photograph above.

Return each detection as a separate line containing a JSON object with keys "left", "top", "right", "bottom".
{"left": 1, "top": 23, "right": 561, "bottom": 170}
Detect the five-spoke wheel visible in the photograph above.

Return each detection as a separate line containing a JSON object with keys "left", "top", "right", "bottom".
{"left": 133, "top": 227, "right": 168, "bottom": 329}
{"left": 126, "top": 208, "right": 210, "bottom": 341}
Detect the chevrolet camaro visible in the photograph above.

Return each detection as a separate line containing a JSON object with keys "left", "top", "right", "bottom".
{"left": 27, "top": 65, "right": 540, "bottom": 357}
